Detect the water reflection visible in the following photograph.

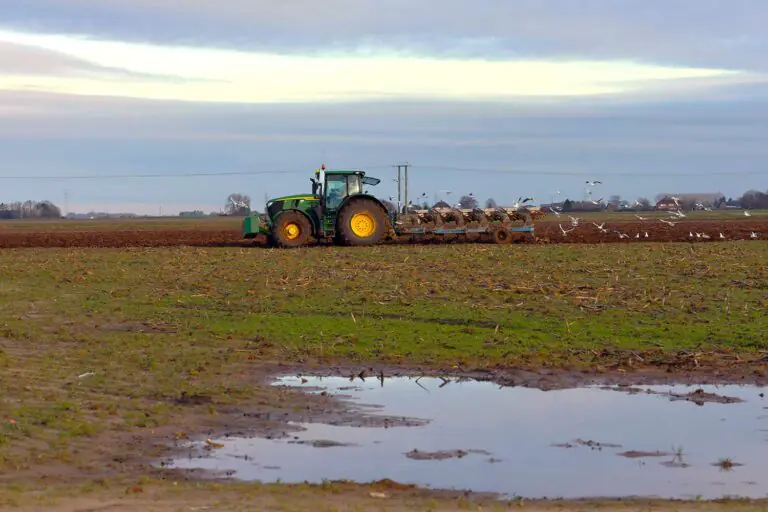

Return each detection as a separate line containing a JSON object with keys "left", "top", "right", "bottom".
{"left": 170, "top": 376, "right": 768, "bottom": 499}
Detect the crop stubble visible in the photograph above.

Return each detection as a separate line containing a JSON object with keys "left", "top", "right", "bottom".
{"left": 1, "top": 221, "right": 767, "bottom": 509}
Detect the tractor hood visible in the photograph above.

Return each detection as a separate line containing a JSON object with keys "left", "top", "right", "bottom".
{"left": 268, "top": 194, "right": 319, "bottom": 203}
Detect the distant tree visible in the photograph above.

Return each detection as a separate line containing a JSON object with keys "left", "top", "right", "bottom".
{"left": 225, "top": 193, "right": 251, "bottom": 216}
{"left": 739, "top": 189, "right": 768, "bottom": 209}
{"left": 458, "top": 195, "right": 478, "bottom": 209}
{"left": 485, "top": 198, "right": 497, "bottom": 208}
{"left": 609, "top": 195, "right": 621, "bottom": 210}
{"left": 562, "top": 199, "right": 573, "bottom": 212}
{"left": 433, "top": 200, "right": 451, "bottom": 208}
{"left": 637, "top": 197, "right": 651, "bottom": 211}
{"left": 21, "top": 201, "right": 32, "bottom": 218}
{"left": 36, "top": 200, "right": 61, "bottom": 219}
{"left": 0, "top": 199, "right": 62, "bottom": 219}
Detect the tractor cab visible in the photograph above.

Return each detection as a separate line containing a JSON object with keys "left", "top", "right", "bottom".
{"left": 322, "top": 171, "right": 379, "bottom": 207}
{"left": 309, "top": 167, "right": 380, "bottom": 211}
{"left": 317, "top": 170, "right": 381, "bottom": 234}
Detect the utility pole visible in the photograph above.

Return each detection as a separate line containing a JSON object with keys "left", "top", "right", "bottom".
{"left": 393, "top": 162, "right": 411, "bottom": 214}
{"left": 394, "top": 162, "right": 411, "bottom": 214}
{"left": 63, "top": 189, "right": 69, "bottom": 218}
{"left": 403, "top": 162, "right": 409, "bottom": 214}
{"left": 396, "top": 165, "right": 401, "bottom": 214}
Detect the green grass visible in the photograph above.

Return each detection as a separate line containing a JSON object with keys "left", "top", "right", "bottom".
{"left": 0, "top": 242, "right": 766, "bottom": 475}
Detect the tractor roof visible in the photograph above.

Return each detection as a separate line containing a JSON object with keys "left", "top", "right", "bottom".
{"left": 324, "top": 169, "right": 363, "bottom": 175}
{"left": 324, "top": 168, "right": 380, "bottom": 186}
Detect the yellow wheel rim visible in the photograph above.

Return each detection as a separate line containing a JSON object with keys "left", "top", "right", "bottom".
{"left": 283, "top": 222, "right": 301, "bottom": 240}
{"left": 350, "top": 212, "right": 376, "bottom": 237}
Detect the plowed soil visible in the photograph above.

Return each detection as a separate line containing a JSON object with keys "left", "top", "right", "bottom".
{"left": 533, "top": 218, "right": 766, "bottom": 244}
{"left": 0, "top": 219, "right": 765, "bottom": 248}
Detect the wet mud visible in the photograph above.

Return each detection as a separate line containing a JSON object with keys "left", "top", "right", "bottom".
{"left": 405, "top": 449, "right": 492, "bottom": 460}
{"left": 280, "top": 355, "right": 768, "bottom": 392}
{"left": 601, "top": 385, "right": 746, "bottom": 405}
{"left": 618, "top": 450, "right": 674, "bottom": 458}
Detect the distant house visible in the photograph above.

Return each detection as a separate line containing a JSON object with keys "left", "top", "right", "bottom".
{"left": 655, "top": 193, "right": 724, "bottom": 210}
{"left": 655, "top": 197, "right": 678, "bottom": 210}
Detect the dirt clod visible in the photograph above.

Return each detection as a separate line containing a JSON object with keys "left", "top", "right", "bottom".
{"left": 618, "top": 450, "right": 673, "bottom": 458}
{"left": 405, "top": 449, "right": 468, "bottom": 460}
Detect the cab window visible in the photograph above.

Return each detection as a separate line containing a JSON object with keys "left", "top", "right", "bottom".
{"left": 325, "top": 175, "right": 347, "bottom": 210}
{"left": 347, "top": 175, "right": 361, "bottom": 196}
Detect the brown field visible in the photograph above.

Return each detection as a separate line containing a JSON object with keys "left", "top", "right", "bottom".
{"left": 0, "top": 212, "right": 765, "bottom": 247}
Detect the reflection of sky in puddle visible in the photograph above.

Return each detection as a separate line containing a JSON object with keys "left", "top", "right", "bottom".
{"left": 171, "top": 376, "right": 768, "bottom": 499}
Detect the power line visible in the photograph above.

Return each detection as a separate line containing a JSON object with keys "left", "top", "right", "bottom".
{"left": 0, "top": 164, "right": 764, "bottom": 180}
{"left": 0, "top": 165, "right": 393, "bottom": 180}
{"left": 413, "top": 165, "right": 767, "bottom": 177}
{"left": 0, "top": 170, "right": 303, "bottom": 180}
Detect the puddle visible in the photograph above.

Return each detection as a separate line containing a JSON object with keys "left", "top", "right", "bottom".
{"left": 169, "top": 376, "right": 768, "bottom": 500}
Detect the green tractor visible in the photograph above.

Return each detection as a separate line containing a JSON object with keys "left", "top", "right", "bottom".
{"left": 242, "top": 166, "right": 393, "bottom": 247}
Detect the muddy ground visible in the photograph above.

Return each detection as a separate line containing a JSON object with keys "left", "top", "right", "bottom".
{"left": 6, "top": 356, "right": 766, "bottom": 482}
{"left": 123, "top": 356, "right": 768, "bottom": 471}
{"left": 11, "top": 489, "right": 768, "bottom": 512}
{"left": 3, "top": 357, "right": 768, "bottom": 510}
{"left": 0, "top": 218, "right": 765, "bottom": 248}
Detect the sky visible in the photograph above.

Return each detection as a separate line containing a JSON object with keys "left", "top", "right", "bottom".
{"left": 1, "top": 0, "right": 767, "bottom": 214}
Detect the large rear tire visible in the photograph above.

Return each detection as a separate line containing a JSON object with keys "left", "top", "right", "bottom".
{"left": 337, "top": 197, "right": 388, "bottom": 246}
{"left": 272, "top": 211, "right": 312, "bottom": 248}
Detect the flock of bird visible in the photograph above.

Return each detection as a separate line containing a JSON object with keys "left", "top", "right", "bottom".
{"left": 552, "top": 185, "right": 761, "bottom": 241}
{"left": 370, "top": 179, "right": 759, "bottom": 242}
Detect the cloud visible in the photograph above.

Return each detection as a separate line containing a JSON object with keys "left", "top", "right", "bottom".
{"left": 0, "top": 90, "right": 765, "bottom": 213}
{"left": 4, "top": 0, "right": 768, "bottom": 71}
{"left": 0, "top": 28, "right": 748, "bottom": 104}
{"left": 0, "top": 36, "right": 228, "bottom": 87}
{"left": 2, "top": 88, "right": 767, "bottom": 144}
{"left": 0, "top": 40, "right": 117, "bottom": 76}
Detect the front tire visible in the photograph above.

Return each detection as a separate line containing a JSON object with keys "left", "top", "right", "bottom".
{"left": 272, "top": 211, "right": 312, "bottom": 248}
{"left": 337, "top": 198, "right": 388, "bottom": 246}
